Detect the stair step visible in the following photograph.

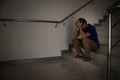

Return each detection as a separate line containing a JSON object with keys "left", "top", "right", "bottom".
{"left": 94, "top": 45, "right": 120, "bottom": 58}
{"left": 62, "top": 53, "right": 104, "bottom": 80}
{"left": 72, "top": 47, "right": 120, "bottom": 73}
{"left": 71, "top": 44, "right": 120, "bottom": 58}
{"left": 96, "top": 25, "right": 108, "bottom": 31}
{"left": 97, "top": 31, "right": 108, "bottom": 44}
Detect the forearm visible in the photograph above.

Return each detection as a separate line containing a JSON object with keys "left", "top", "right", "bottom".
{"left": 72, "top": 27, "right": 78, "bottom": 38}
{"left": 79, "top": 27, "right": 90, "bottom": 38}
{"left": 79, "top": 27, "right": 86, "bottom": 38}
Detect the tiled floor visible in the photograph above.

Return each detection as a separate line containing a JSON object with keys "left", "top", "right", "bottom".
{"left": 0, "top": 54, "right": 104, "bottom": 80}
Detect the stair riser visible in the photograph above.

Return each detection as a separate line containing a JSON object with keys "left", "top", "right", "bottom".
{"left": 96, "top": 26, "right": 108, "bottom": 31}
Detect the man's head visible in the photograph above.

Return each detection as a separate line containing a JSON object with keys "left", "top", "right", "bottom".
{"left": 78, "top": 18, "right": 87, "bottom": 24}
{"left": 78, "top": 18, "right": 88, "bottom": 29}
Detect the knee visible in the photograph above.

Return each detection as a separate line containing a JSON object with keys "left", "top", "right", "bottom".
{"left": 72, "top": 37, "right": 77, "bottom": 44}
{"left": 82, "top": 38, "right": 89, "bottom": 44}
{"left": 82, "top": 38, "right": 90, "bottom": 49}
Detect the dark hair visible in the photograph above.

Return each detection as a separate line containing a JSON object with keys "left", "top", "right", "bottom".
{"left": 78, "top": 18, "right": 87, "bottom": 24}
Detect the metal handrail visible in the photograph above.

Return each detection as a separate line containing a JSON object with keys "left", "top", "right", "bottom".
{"left": 108, "top": 0, "right": 120, "bottom": 13}
{"left": 107, "top": 1, "right": 120, "bottom": 80}
{"left": 0, "top": 18, "right": 60, "bottom": 23}
{"left": 112, "top": 39, "right": 120, "bottom": 50}
{"left": 112, "top": 19, "right": 120, "bottom": 29}
{"left": 0, "top": 0, "right": 93, "bottom": 24}
{"left": 108, "top": 11, "right": 112, "bottom": 80}
{"left": 60, "top": 0, "right": 93, "bottom": 22}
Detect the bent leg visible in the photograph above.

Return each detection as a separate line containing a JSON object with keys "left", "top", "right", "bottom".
{"left": 72, "top": 38, "right": 84, "bottom": 57}
{"left": 82, "top": 38, "right": 98, "bottom": 59}
{"left": 82, "top": 38, "right": 91, "bottom": 59}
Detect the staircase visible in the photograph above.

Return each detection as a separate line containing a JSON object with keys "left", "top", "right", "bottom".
{"left": 62, "top": 7, "right": 120, "bottom": 80}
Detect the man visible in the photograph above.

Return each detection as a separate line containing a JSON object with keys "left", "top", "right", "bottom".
{"left": 72, "top": 18, "right": 99, "bottom": 61}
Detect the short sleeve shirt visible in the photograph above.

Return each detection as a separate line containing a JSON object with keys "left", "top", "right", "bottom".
{"left": 83, "top": 24, "right": 99, "bottom": 48}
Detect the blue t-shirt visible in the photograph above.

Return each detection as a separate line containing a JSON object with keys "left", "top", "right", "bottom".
{"left": 83, "top": 24, "right": 99, "bottom": 48}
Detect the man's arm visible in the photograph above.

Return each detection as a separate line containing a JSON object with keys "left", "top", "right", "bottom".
{"left": 72, "top": 26, "right": 78, "bottom": 39}
{"left": 76, "top": 20, "right": 90, "bottom": 38}
{"left": 79, "top": 26, "right": 90, "bottom": 38}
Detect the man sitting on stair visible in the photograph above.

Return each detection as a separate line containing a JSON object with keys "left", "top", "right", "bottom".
{"left": 72, "top": 18, "right": 99, "bottom": 61}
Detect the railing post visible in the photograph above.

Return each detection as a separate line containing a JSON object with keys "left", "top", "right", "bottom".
{"left": 107, "top": 10, "right": 112, "bottom": 80}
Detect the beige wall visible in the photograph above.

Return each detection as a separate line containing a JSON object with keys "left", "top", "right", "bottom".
{"left": 0, "top": 0, "right": 114, "bottom": 61}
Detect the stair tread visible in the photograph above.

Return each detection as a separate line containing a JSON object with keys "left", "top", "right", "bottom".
{"left": 62, "top": 53, "right": 104, "bottom": 80}
{"left": 72, "top": 47, "right": 120, "bottom": 72}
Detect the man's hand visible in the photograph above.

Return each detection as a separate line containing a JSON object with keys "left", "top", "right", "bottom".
{"left": 75, "top": 20, "right": 82, "bottom": 28}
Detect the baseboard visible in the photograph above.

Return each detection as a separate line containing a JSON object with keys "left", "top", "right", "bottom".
{"left": 1, "top": 44, "right": 118, "bottom": 65}
{"left": 0, "top": 56, "right": 62, "bottom": 65}
{"left": 0, "top": 49, "right": 71, "bottom": 65}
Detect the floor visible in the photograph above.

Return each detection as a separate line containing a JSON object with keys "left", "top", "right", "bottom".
{"left": 0, "top": 53, "right": 105, "bottom": 80}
